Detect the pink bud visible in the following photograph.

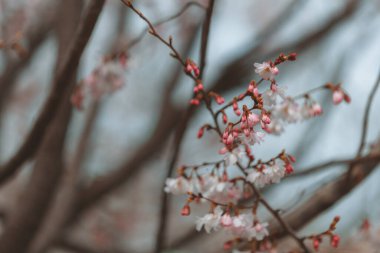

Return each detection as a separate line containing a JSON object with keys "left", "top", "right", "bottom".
{"left": 288, "top": 53, "right": 297, "bottom": 61}
{"left": 193, "top": 67, "right": 200, "bottom": 77}
{"left": 313, "top": 238, "right": 320, "bottom": 251}
{"left": 190, "top": 99, "right": 200, "bottom": 106}
{"left": 333, "top": 90, "right": 344, "bottom": 105}
{"left": 285, "top": 163, "right": 294, "bottom": 174}
{"left": 223, "top": 241, "right": 233, "bottom": 250}
{"left": 185, "top": 64, "right": 193, "bottom": 73}
{"left": 253, "top": 87, "right": 259, "bottom": 97}
{"left": 197, "top": 127, "right": 204, "bottom": 139}
{"left": 222, "top": 113, "right": 228, "bottom": 124}
{"left": 219, "top": 147, "right": 228, "bottom": 155}
{"left": 288, "top": 155, "right": 296, "bottom": 163}
{"left": 215, "top": 96, "right": 225, "bottom": 105}
{"left": 181, "top": 205, "right": 191, "bottom": 216}
{"left": 226, "top": 134, "right": 234, "bottom": 145}
{"left": 248, "top": 83, "right": 254, "bottom": 93}
{"left": 344, "top": 94, "right": 351, "bottom": 103}
{"left": 331, "top": 235, "right": 340, "bottom": 248}
{"left": 261, "top": 113, "right": 271, "bottom": 125}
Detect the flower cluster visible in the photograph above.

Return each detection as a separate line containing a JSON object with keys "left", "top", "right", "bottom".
{"left": 195, "top": 206, "right": 269, "bottom": 241}
{"left": 246, "top": 153, "right": 295, "bottom": 188}
{"left": 71, "top": 53, "right": 127, "bottom": 110}
{"left": 163, "top": 53, "right": 346, "bottom": 252}
{"left": 165, "top": 168, "right": 243, "bottom": 204}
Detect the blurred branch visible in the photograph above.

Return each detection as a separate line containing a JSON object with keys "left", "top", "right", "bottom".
{"left": 56, "top": 238, "right": 129, "bottom": 253}
{"left": 356, "top": 69, "right": 380, "bottom": 156}
{"left": 289, "top": 152, "right": 380, "bottom": 178}
{"left": 0, "top": 1, "right": 104, "bottom": 252}
{"left": 126, "top": 1, "right": 205, "bottom": 51}
{"left": 269, "top": 137, "right": 380, "bottom": 241}
{"left": 30, "top": 102, "right": 99, "bottom": 253}
{"left": 210, "top": 0, "right": 358, "bottom": 95}
{"left": 0, "top": 3, "right": 55, "bottom": 109}
{"left": 70, "top": 2, "right": 203, "bottom": 221}
{"left": 198, "top": 0, "right": 215, "bottom": 79}
{"left": 0, "top": 0, "right": 104, "bottom": 186}
{"left": 0, "top": 2, "right": 58, "bottom": 156}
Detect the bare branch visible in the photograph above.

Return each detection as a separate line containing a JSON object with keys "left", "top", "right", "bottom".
{"left": 0, "top": 0, "right": 105, "bottom": 186}
{"left": 0, "top": 1, "right": 105, "bottom": 252}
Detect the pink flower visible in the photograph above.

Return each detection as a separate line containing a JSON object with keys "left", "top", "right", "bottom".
{"left": 261, "top": 112, "right": 271, "bottom": 125}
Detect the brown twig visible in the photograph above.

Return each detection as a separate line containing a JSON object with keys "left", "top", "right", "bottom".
{"left": 0, "top": 1, "right": 105, "bottom": 252}
{"left": 289, "top": 152, "right": 380, "bottom": 178}
{"left": 0, "top": 0, "right": 106, "bottom": 186}
{"left": 356, "top": 69, "right": 380, "bottom": 156}
{"left": 126, "top": 1, "right": 205, "bottom": 51}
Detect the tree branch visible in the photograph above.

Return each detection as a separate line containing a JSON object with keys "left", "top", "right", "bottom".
{"left": 356, "top": 69, "right": 380, "bottom": 156}
{"left": 0, "top": 0, "right": 105, "bottom": 186}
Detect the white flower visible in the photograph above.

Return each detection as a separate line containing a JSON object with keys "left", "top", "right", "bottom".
{"left": 224, "top": 148, "right": 244, "bottom": 166}
{"left": 231, "top": 213, "right": 254, "bottom": 236}
{"left": 87, "top": 61, "right": 125, "bottom": 98}
{"left": 252, "top": 222, "right": 269, "bottom": 240}
{"left": 164, "top": 177, "right": 191, "bottom": 195}
{"left": 265, "top": 118, "right": 284, "bottom": 135}
{"left": 246, "top": 131, "right": 265, "bottom": 145}
{"left": 195, "top": 206, "right": 223, "bottom": 233}
{"left": 254, "top": 62, "right": 279, "bottom": 81}
{"left": 201, "top": 174, "right": 243, "bottom": 203}
{"left": 246, "top": 170, "right": 268, "bottom": 188}
{"left": 266, "top": 164, "right": 285, "bottom": 183}
{"left": 262, "top": 86, "right": 287, "bottom": 109}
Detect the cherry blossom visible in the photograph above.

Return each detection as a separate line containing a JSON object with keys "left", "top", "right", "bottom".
{"left": 164, "top": 177, "right": 192, "bottom": 195}
{"left": 195, "top": 206, "right": 223, "bottom": 233}
{"left": 254, "top": 62, "right": 279, "bottom": 81}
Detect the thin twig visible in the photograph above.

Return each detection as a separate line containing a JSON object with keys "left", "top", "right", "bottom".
{"left": 126, "top": 1, "right": 205, "bottom": 50}
{"left": 288, "top": 152, "right": 380, "bottom": 178}
{"left": 154, "top": 2, "right": 215, "bottom": 252}
{"left": 356, "top": 69, "right": 380, "bottom": 156}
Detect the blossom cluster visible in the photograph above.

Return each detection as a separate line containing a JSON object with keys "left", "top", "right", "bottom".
{"left": 71, "top": 53, "right": 127, "bottom": 110}
{"left": 196, "top": 206, "right": 269, "bottom": 241}
{"left": 164, "top": 53, "right": 348, "bottom": 252}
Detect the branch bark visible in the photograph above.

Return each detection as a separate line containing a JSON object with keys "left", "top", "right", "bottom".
{"left": 0, "top": 1, "right": 104, "bottom": 252}
{"left": 0, "top": 0, "right": 105, "bottom": 186}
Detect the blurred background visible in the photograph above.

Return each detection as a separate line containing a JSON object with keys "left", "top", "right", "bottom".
{"left": 0, "top": 0, "right": 380, "bottom": 252}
